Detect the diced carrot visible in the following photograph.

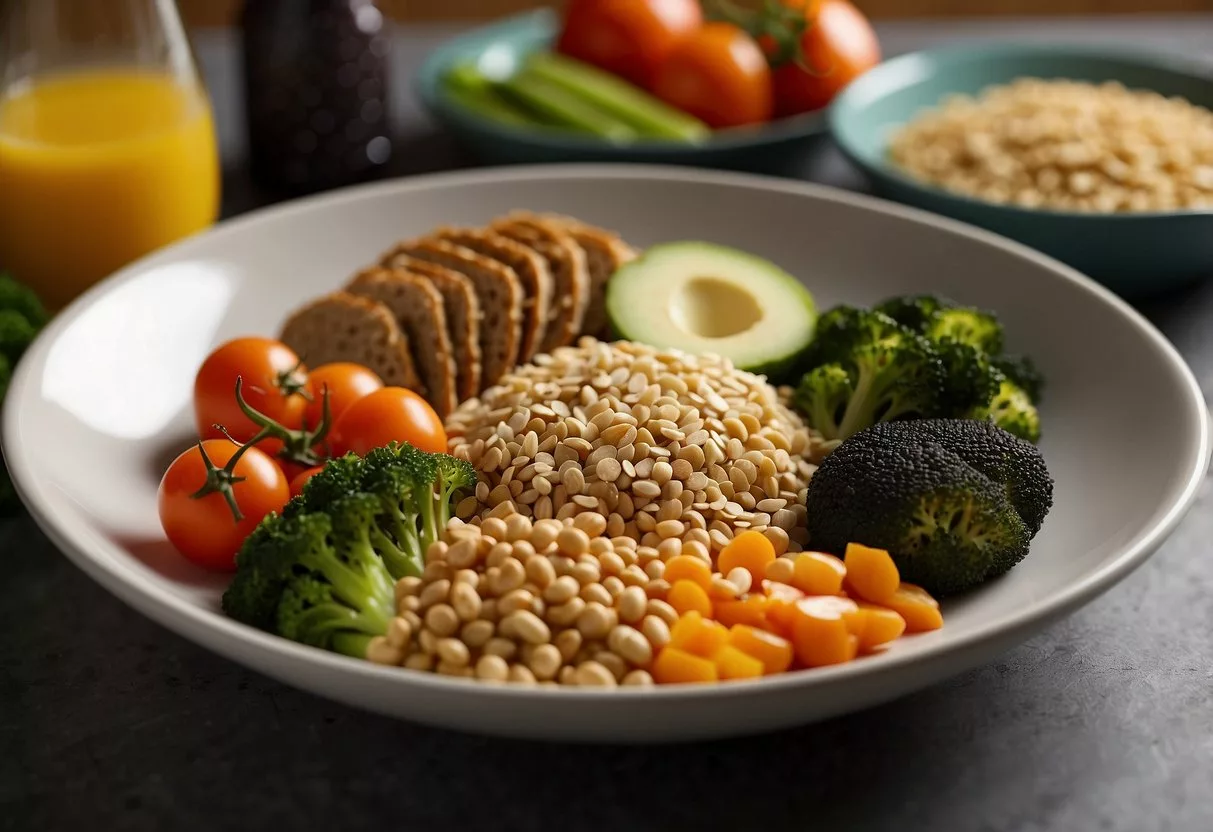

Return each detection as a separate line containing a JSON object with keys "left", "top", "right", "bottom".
{"left": 882, "top": 583, "right": 943, "bottom": 632}
{"left": 843, "top": 542, "right": 900, "bottom": 604}
{"left": 791, "top": 551, "right": 847, "bottom": 596}
{"left": 761, "top": 581, "right": 805, "bottom": 634}
{"left": 668, "top": 611, "right": 729, "bottom": 657}
{"left": 718, "top": 530, "right": 776, "bottom": 585}
{"left": 663, "top": 555, "right": 713, "bottom": 590}
{"left": 668, "top": 579, "right": 713, "bottom": 618}
{"left": 791, "top": 596, "right": 860, "bottom": 667}
{"left": 652, "top": 647, "right": 718, "bottom": 684}
{"left": 713, "top": 645, "right": 765, "bottom": 680}
{"left": 714, "top": 595, "right": 770, "bottom": 629}
{"left": 728, "top": 625, "right": 794, "bottom": 675}
{"left": 854, "top": 603, "right": 907, "bottom": 651}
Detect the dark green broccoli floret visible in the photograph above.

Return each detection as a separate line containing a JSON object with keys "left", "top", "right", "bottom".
{"left": 285, "top": 452, "right": 366, "bottom": 517}
{"left": 0, "top": 309, "right": 38, "bottom": 367}
{"left": 805, "top": 418, "right": 1053, "bottom": 595}
{"left": 794, "top": 308, "right": 945, "bottom": 441}
{"left": 0, "top": 273, "right": 48, "bottom": 329}
{"left": 863, "top": 418, "right": 1053, "bottom": 535}
{"left": 874, "top": 294, "right": 951, "bottom": 332}
{"left": 993, "top": 354, "right": 1045, "bottom": 403}
{"left": 935, "top": 340, "right": 1002, "bottom": 418}
{"left": 969, "top": 378, "right": 1041, "bottom": 446}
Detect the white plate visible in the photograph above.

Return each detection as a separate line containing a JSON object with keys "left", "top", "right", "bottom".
{"left": 5, "top": 165, "right": 1207, "bottom": 743}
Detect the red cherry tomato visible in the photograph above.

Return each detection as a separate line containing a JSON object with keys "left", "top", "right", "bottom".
{"left": 289, "top": 465, "right": 325, "bottom": 498}
{"left": 194, "top": 337, "right": 310, "bottom": 443}
{"left": 767, "top": 0, "right": 881, "bottom": 116}
{"left": 158, "top": 439, "right": 289, "bottom": 571}
{"left": 556, "top": 0, "right": 703, "bottom": 89}
{"left": 329, "top": 387, "right": 447, "bottom": 457}
{"left": 651, "top": 23, "right": 773, "bottom": 128}
{"left": 304, "top": 362, "right": 384, "bottom": 429}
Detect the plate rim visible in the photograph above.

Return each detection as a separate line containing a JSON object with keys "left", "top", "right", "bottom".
{"left": 5, "top": 162, "right": 1209, "bottom": 705}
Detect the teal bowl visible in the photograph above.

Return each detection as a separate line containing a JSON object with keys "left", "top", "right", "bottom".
{"left": 415, "top": 9, "right": 828, "bottom": 171}
{"left": 828, "top": 43, "right": 1213, "bottom": 299}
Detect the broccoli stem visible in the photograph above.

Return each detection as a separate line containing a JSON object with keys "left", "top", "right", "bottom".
{"left": 331, "top": 632, "right": 376, "bottom": 659}
{"left": 370, "top": 526, "right": 422, "bottom": 579}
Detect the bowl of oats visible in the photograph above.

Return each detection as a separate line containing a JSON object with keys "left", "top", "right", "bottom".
{"left": 828, "top": 43, "right": 1213, "bottom": 298}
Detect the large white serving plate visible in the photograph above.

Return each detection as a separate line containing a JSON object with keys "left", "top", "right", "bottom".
{"left": 4, "top": 165, "right": 1207, "bottom": 743}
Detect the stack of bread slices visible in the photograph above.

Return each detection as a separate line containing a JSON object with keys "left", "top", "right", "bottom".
{"left": 278, "top": 212, "right": 636, "bottom": 419}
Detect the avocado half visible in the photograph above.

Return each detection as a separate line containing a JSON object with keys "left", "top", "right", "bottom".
{"left": 605, "top": 241, "right": 817, "bottom": 382}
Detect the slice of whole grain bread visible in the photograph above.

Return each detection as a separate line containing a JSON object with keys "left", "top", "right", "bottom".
{"left": 346, "top": 266, "right": 458, "bottom": 418}
{"left": 430, "top": 226, "right": 552, "bottom": 364}
{"left": 380, "top": 250, "right": 482, "bottom": 401}
{"left": 490, "top": 212, "right": 589, "bottom": 353}
{"left": 385, "top": 238, "right": 522, "bottom": 390}
{"left": 539, "top": 214, "right": 637, "bottom": 339}
{"left": 278, "top": 291, "right": 421, "bottom": 391}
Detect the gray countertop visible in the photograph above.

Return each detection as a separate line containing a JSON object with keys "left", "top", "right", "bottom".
{"left": 6, "top": 14, "right": 1213, "bottom": 832}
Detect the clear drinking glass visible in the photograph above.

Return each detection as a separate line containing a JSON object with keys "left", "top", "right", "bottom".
{"left": 0, "top": 0, "right": 221, "bottom": 310}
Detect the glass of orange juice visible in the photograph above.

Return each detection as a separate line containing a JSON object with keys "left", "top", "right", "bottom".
{"left": 0, "top": 0, "right": 220, "bottom": 311}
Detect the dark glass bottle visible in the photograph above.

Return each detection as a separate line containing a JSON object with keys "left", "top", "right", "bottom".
{"left": 240, "top": 0, "right": 393, "bottom": 195}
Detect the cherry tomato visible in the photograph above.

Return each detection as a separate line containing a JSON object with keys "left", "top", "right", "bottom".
{"left": 767, "top": 0, "right": 881, "bottom": 116}
{"left": 304, "top": 362, "right": 383, "bottom": 429}
{"left": 329, "top": 387, "right": 447, "bottom": 457}
{"left": 194, "top": 337, "right": 310, "bottom": 443}
{"left": 556, "top": 0, "right": 703, "bottom": 89}
{"left": 289, "top": 465, "right": 325, "bottom": 498}
{"left": 158, "top": 439, "right": 289, "bottom": 572}
{"left": 651, "top": 23, "right": 773, "bottom": 129}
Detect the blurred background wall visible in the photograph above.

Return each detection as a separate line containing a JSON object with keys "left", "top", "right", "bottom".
{"left": 178, "top": 0, "right": 1211, "bottom": 27}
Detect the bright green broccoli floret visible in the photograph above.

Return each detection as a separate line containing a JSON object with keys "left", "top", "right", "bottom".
{"left": 793, "top": 308, "right": 944, "bottom": 441}
{"left": 805, "top": 419, "right": 1053, "bottom": 595}
{"left": 970, "top": 378, "right": 1041, "bottom": 445}
{"left": 222, "top": 508, "right": 395, "bottom": 651}
{"left": 924, "top": 306, "right": 1004, "bottom": 355}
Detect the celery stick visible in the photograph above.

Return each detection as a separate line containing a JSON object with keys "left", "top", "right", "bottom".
{"left": 497, "top": 71, "right": 640, "bottom": 142}
{"left": 525, "top": 52, "right": 710, "bottom": 142}
{"left": 443, "top": 63, "right": 542, "bottom": 126}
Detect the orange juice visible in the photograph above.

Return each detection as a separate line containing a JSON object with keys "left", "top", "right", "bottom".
{"left": 0, "top": 69, "right": 220, "bottom": 309}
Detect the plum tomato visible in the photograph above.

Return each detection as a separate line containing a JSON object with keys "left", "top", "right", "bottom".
{"left": 194, "top": 337, "right": 310, "bottom": 443}
{"left": 329, "top": 387, "right": 447, "bottom": 457}
{"left": 158, "top": 439, "right": 289, "bottom": 571}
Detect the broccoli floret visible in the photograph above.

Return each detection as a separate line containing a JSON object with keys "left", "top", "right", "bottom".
{"left": 0, "top": 309, "right": 38, "bottom": 367}
{"left": 993, "top": 354, "right": 1045, "bottom": 403}
{"left": 935, "top": 340, "right": 1002, "bottom": 418}
{"left": 970, "top": 378, "right": 1041, "bottom": 446}
{"left": 223, "top": 509, "right": 395, "bottom": 656}
{"left": 0, "top": 273, "right": 48, "bottom": 329}
{"left": 793, "top": 364, "right": 853, "bottom": 440}
{"left": 805, "top": 418, "right": 1053, "bottom": 595}
{"left": 874, "top": 294, "right": 950, "bottom": 331}
{"left": 924, "top": 307, "right": 1004, "bottom": 355}
{"left": 794, "top": 308, "right": 945, "bottom": 441}
{"left": 287, "top": 442, "right": 476, "bottom": 579}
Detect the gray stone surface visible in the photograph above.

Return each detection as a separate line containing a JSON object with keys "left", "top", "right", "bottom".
{"left": 5, "top": 15, "right": 1213, "bottom": 832}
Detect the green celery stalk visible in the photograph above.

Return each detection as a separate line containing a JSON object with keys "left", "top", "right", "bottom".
{"left": 524, "top": 52, "right": 710, "bottom": 142}
{"left": 497, "top": 70, "right": 640, "bottom": 142}
{"left": 442, "top": 63, "right": 545, "bottom": 126}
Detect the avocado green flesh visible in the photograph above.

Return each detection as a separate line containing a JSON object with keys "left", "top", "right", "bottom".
{"left": 605, "top": 241, "right": 817, "bottom": 382}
